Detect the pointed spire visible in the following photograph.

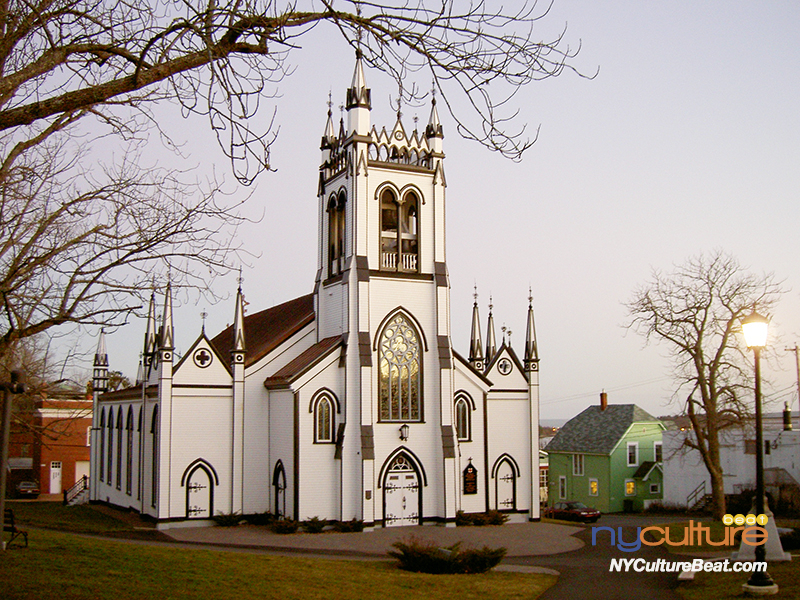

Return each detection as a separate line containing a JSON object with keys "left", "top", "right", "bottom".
{"left": 93, "top": 328, "right": 109, "bottom": 394}
{"left": 143, "top": 289, "right": 157, "bottom": 362}
{"left": 160, "top": 281, "right": 174, "bottom": 350}
{"left": 469, "top": 285, "right": 483, "bottom": 367}
{"left": 135, "top": 354, "right": 144, "bottom": 386}
{"left": 321, "top": 91, "right": 336, "bottom": 148}
{"left": 426, "top": 87, "right": 443, "bottom": 139}
{"left": 233, "top": 276, "right": 246, "bottom": 353}
{"left": 485, "top": 296, "right": 497, "bottom": 366}
{"left": 346, "top": 50, "right": 371, "bottom": 110}
{"left": 524, "top": 288, "right": 539, "bottom": 368}
{"left": 94, "top": 328, "right": 108, "bottom": 368}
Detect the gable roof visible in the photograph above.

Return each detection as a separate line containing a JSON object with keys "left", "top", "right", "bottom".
{"left": 545, "top": 404, "right": 660, "bottom": 455}
{"left": 263, "top": 336, "right": 342, "bottom": 389}
{"left": 210, "top": 294, "right": 315, "bottom": 367}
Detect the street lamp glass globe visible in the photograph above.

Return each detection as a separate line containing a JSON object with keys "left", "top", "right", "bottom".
{"left": 742, "top": 310, "right": 769, "bottom": 349}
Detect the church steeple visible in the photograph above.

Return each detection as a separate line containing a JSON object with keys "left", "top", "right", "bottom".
{"left": 468, "top": 285, "right": 483, "bottom": 370}
{"left": 524, "top": 289, "right": 539, "bottom": 371}
{"left": 231, "top": 277, "right": 246, "bottom": 363}
{"left": 346, "top": 51, "right": 371, "bottom": 135}
{"left": 93, "top": 328, "right": 109, "bottom": 394}
{"left": 143, "top": 290, "right": 157, "bottom": 367}
{"left": 485, "top": 296, "right": 497, "bottom": 366}
{"left": 160, "top": 281, "right": 174, "bottom": 351}
{"left": 425, "top": 91, "right": 444, "bottom": 154}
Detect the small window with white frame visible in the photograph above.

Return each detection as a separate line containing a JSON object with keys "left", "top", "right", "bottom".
{"left": 654, "top": 441, "right": 662, "bottom": 463}
{"left": 589, "top": 478, "right": 598, "bottom": 496}
{"left": 649, "top": 482, "right": 660, "bottom": 494}
{"left": 559, "top": 475, "right": 567, "bottom": 499}
{"left": 627, "top": 442, "right": 638, "bottom": 467}
{"left": 572, "top": 453, "right": 584, "bottom": 476}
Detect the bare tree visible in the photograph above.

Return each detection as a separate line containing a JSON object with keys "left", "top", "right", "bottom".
{"left": 0, "top": 0, "right": 587, "bottom": 181}
{"left": 0, "top": 0, "right": 587, "bottom": 363}
{"left": 625, "top": 251, "right": 784, "bottom": 519}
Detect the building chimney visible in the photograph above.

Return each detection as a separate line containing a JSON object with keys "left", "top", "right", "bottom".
{"left": 600, "top": 390, "right": 608, "bottom": 411}
{"left": 784, "top": 401, "right": 793, "bottom": 431}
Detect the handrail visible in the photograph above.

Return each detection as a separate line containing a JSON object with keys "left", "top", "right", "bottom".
{"left": 63, "top": 475, "right": 89, "bottom": 505}
{"left": 686, "top": 480, "right": 706, "bottom": 509}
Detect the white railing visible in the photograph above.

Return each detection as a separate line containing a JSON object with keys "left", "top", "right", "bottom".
{"left": 381, "top": 252, "right": 418, "bottom": 272}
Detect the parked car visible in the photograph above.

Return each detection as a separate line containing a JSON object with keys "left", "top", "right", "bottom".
{"left": 545, "top": 501, "right": 600, "bottom": 523}
{"left": 15, "top": 481, "right": 40, "bottom": 499}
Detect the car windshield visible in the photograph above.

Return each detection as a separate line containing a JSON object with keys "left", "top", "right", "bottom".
{"left": 568, "top": 502, "right": 588, "bottom": 509}
{"left": 19, "top": 482, "right": 36, "bottom": 488}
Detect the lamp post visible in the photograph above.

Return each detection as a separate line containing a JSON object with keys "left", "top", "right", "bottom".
{"left": 741, "top": 309, "right": 777, "bottom": 593}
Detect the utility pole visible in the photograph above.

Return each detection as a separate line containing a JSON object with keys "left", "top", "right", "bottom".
{"left": 0, "top": 371, "right": 25, "bottom": 551}
{"left": 786, "top": 343, "right": 800, "bottom": 414}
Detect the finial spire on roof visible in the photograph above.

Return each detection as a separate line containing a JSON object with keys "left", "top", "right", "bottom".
{"left": 469, "top": 284, "right": 483, "bottom": 366}
{"left": 160, "top": 280, "right": 174, "bottom": 350}
{"left": 426, "top": 81, "right": 443, "bottom": 140}
{"left": 143, "top": 288, "right": 157, "bottom": 360}
{"left": 486, "top": 296, "right": 497, "bottom": 365}
{"left": 346, "top": 51, "right": 371, "bottom": 110}
{"left": 233, "top": 273, "right": 246, "bottom": 354}
{"left": 525, "top": 286, "right": 539, "bottom": 368}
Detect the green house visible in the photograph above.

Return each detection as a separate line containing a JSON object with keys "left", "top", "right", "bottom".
{"left": 545, "top": 399, "right": 665, "bottom": 513}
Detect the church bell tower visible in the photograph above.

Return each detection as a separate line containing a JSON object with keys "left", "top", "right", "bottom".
{"left": 314, "top": 54, "right": 456, "bottom": 525}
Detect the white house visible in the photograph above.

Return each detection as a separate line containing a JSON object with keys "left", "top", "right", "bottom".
{"left": 89, "top": 54, "right": 542, "bottom": 529}
{"left": 663, "top": 409, "right": 800, "bottom": 510}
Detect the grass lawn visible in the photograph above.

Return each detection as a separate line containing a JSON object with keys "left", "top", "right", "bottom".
{"left": 0, "top": 529, "right": 556, "bottom": 600}
{"left": 5, "top": 500, "right": 133, "bottom": 534}
{"left": 676, "top": 559, "right": 799, "bottom": 600}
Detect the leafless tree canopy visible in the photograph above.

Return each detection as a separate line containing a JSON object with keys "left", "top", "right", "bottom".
{"left": 625, "top": 250, "right": 784, "bottom": 518}
{"left": 0, "top": 0, "right": 586, "bottom": 364}
{"left": 0, "top": 0, "right": 586, "bottom": 178}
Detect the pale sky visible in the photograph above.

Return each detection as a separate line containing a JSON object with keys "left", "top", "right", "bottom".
{"left": 98, "top": 1, "right": 800, "bottom": 422}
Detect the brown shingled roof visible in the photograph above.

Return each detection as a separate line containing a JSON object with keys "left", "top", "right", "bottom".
{"left": 264, "top": 336, "right": 342, "bottom": 389}
{"left": 210, "top": 294, "right": 315, "bottom": 367}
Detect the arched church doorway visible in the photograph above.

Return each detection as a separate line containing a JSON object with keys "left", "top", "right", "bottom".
{"left": 383, "top": 453, "right": 421, "bottom": 526}
{"left": 494, "top": 456, "right": 517, "bottom": 511}
{"left": 184, "top": 462, "right": 215, "bottom": 519}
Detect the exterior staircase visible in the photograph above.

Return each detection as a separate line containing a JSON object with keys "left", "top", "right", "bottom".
{"left": 686, "top": 481, "right": 712, "bottom": 512}
{"left": 64, "top": 476, "right": 90, "bottom": 506}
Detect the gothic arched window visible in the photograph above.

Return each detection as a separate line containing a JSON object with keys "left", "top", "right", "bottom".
{"left": 327, "top": 191, "right": 346, "bottom": 278}
{"left": 99, "top": 409, "right": 106, "bottom": 482}
{"left": 379, "top": 313, "right": 422, "bottom": 421}
{"left": 380, "top": 187, "right": 419, "bottom": 272}
{"left": 313, "top": 393, "right": 335, "bottom": 443}
{"left": 455, "top": 395, "right": 471, "bottom": 441}
{"left": 116, "top": 408, "right": 123, "bottom": 490}
{"left": 126, "top": 407, "right": 134, "bottom": 496}
{"left": 106, "top": 407, "right": 114, "bottom": 484}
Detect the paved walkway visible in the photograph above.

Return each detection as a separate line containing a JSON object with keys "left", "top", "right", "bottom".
{"left": 93, "top": 508, "right": 702, "bottom": 599}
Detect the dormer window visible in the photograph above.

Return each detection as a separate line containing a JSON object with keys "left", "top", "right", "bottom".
{"left": 327, "top": 191, "right": 346, "bottom": 278}
{"left": 380, "top": 188, "right": 419, "bottom": 272}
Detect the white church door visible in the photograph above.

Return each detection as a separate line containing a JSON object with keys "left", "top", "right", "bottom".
{"left": 495, "top": 458, "right": 517, "bottom": 511}
{"left": 383, "top": 454, "right": 421, "bottom": 527}
{"left": 186, "top": 465, "right": 213, "bottom": 519}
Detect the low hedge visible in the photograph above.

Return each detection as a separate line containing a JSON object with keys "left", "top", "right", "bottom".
{"left": 389, "top": 538, "right": 506, "bottom": 574}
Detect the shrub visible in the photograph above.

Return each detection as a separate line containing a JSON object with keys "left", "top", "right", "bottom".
{"left": 455, "top": 510, "right": 509, "bottom": 526}
{"left": 389, "top": 537, "right": 506, "bottom": 574}
{"left": 271, "top": 519, "right": 300, "bottom": 534}
{"left": 213, "top": 512, "right": 243, "bottom": 527}
{"left": 303, "top": 516, "right": 327, "bottom": 533}
{"left": 247, "top": 511, "right": 276, "bottom": 526}
{"left": 780, "top": 528, "right": 800, "bottom": 551}
{"left": 332, "top": 518, "right": 364, "bottom": 533}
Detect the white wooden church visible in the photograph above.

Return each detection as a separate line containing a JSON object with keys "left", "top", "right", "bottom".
{"left": 90, "top": 55, "right": 541, "bottom": 529}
